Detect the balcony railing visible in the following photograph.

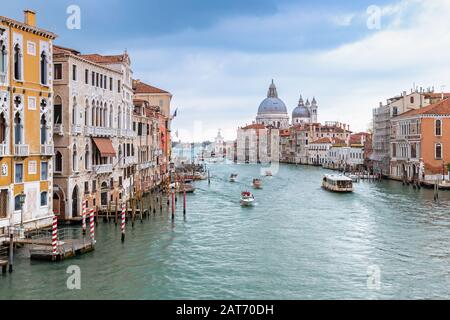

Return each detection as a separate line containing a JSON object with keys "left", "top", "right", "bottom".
{"left": 14, "top": 144, "right": 29, "bottom": 157}
{"left": 71, "top": 125, "right": 83, "bottom": 135}
{"left": 54, "top": 124, "right": 64, "bottom": 135}
{"left": 93, "top": 164, "right": 113, "bottom": 174}
{"left": 41, "top": 144, "right": 54, "bottom": 156}
{"left": 139, "top": 161, "right": 152, "bottom": 170}
{"left": 0, "top": 144, "right": 8, "bottom": 157}
{"left": 84, "top": 126, "right": 117, "bottom": 137}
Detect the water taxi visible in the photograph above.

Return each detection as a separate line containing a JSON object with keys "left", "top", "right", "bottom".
{"left": 230, "top": 173, "right": 238, "bottom": 182}
{"left": 322, "top": 174, "right": 353, "bottom": 193}
{"left": 265, "top": 170, "right": 273, "bottom": 177}
{"left": 253, "top": 178, "right": 262, "bottom": 189}
{"left": 240, "top": 191, "right": 255, "bottom": 206}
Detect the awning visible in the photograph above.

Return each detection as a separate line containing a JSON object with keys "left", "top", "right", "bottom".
{"left": 92, "top": 138, "right": 116, "bottom": 157}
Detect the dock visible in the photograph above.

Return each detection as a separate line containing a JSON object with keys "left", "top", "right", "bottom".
{"left": 30, "top": 239, "right": 95, "bottom": 261}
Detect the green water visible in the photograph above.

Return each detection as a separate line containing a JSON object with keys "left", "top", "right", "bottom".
{"left": 1, "top": 164, "right": 450, "bottom": 299}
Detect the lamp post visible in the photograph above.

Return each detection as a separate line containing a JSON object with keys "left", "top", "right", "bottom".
{"left": 18, "top": 192, "right": 26, "bottom": 239}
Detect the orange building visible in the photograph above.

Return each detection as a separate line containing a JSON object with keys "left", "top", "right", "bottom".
{"left": 390, "top": 98, "right": 450, "bottom": 182}
{"left": 0, "top": 11, "right": 57, "bottom": 233}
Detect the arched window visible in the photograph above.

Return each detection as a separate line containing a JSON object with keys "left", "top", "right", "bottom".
{"left": 110, "top": 105, "right": 113, "bottom": 128}
{"left": 40, "top": 115, "right": 47, "bottom": 144}
{"left": 435, "top": 143, "right": 443, "bottom": 160}
{"left": 72, "top": 145, "right": 78, "bottom": 172}
{"left": 40, "top": 191, "right": 48, "bottom": 207}
{"left": 0, "top": 112, "right": 6, "bottom": 144}
{"left": 85, "top": 144, "right": 90, "bottom": 170}
{"left": 14, "top": 112, "right": 23, "bottom": 144}
{"left": 14, "top": 44, "right": 21, "bottom": 80}
{"left": 85, "top": 100, "right": 90, "bottom": 126}
{"left": 55, "top": 151, "right": 63, "bottom": 172}
{"left": 14, "top": 195, "right": 22, "bottom": 211}
{"left": 0, "top": 40, "right": 6, "bottom": 74}
{"left": 91, "top": 100, "right": 96, "bottom": 127}
{"left": 40, "top": 51, "right": 48, "bottom": 85}
{"left": 435, "top": 119, "right": 442, "bottom": 136}
{"left": 54, "top": 96, "right": 62, "bottom": 125}
{"left": 72, "top": 97, "right": 77, "bottom": 125}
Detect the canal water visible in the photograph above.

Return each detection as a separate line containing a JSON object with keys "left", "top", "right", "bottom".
{"left": 1, "top": 164, "right": 450, "bottom": 299}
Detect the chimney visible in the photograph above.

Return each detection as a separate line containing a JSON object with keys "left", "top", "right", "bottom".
{"left": 24, "top": 9, "right": 36, "bottom": 27}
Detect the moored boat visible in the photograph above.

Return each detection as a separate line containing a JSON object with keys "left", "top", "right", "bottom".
{"left": 240, "top": 191, "right": 255, "bottom": 206}
{"left": 253, "top": 178, "right": 262, "bottom": 189}
{"left": 322, "top": 174, "right": 353, "bottom": 193}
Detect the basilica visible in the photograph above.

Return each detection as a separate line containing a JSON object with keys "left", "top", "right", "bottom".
{"left": 255, "top": 80, "right": 318, "bottom": 128}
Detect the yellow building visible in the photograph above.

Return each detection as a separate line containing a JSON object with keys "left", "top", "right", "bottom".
{"left": 0, "top": 10, "right": 57, "bottom": 234}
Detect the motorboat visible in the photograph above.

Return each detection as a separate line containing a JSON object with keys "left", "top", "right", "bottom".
{"left": 322, "top": 174, "right": 353, "bottom": 193}
{"left": 230, "top": 173, "right": 238, "bottom": 182}
{"left": 240, "top": 191, "right": 255, "bottom": 206}
{"left": 265, "top": 170, "right": 273, "bottom": 177}
{"left": 252, "top": 178, "right": 262, "bottom": 189}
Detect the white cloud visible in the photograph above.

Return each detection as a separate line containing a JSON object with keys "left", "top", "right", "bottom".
{"left": 131, "top": 0, "right": 450, "bottom": 142}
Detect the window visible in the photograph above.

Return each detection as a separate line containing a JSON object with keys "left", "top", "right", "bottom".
{"left": 91, "top": 71, "right": 95, "bottom": 86}
{"left": 0, "top": 190, "right": 7, "bottom": 218}
{"left": 55, "top": 151, "right": 62, "bottom": 172}
{"left": 27, "top": 41, "right": 36, "bottom": 55}
{"left": 100, "top": 74, "right": 103, "bottom": 88}
{"left": 411, "top": 143, "right": 417, "bottom": 159}
{"left": 0, "top": 113, "right": 6, "bottom": 144}
{"left": 85, "top": 69, "right": 89, "bottom": 84}
{"left": 72, "top": 64, "right": 77, "bottom": 81}
{"left": 110, "top": 77, "right": 113, "bottom": 91}
{"left": 435, "top": 119, "right": 442, "bottom": 136}
{"left": 40, "top": 192, "right": 48, "bottom": 206}
{"left": 54, "top": 63, "right": 62, "bottom": 80}
{"left": 40, "top": 51, "right": 48, "bottom": 85}
{"left": 0, "top": 40, "right": 7, "bottom": 75}
{"left": 14, "top": 111, "right": 23, "bottom": 144}
{"left": 103, "top": 75, "right": 107, "bottom": 89}
{"left": 14, "top": 44, "right": 22, "bottom": 80}
{"left": 392, "top": 107, "right": 398, "bottom": 117}
{"left": 110, "top": 178, "right": 114, "bottom": 189}
{"left": 118, "top": 80, "right": 121, "bottom": 93}
{"left": 28, "top": 161, "right": 37, "bottom": 175}
{"left": 96, "top": 73, "right": 99, "bottom": 87}
{"left": 410, "top": 96, "right": 414, "bottom": 104}
{"left": 392, "top": 143, "right": 397, "bottom": 157}
{"left": 72, "top": 145, "right": 78, "bottom": 172}
{"left": 14, "top": 195, "right": 22, "bottom": 211}
{"left": 14, "top": 163, "right": 23, "bottom": 183}
{"left": 435, "top": 144, "right": 442, "bottom": 160}
{"left": 54, "top": 96, "right": 62, "bottom": 124}
{"left": 84, "top": 181, "right": 89, "bottom": 194}
{"left": 41, "top": 162, "right": 48, "bottom": 180}
{"left": 40, "top": 115, "right": 48, "bottom": 144}
{"left": 92, "top": 180, "right": 97, "bottom": 192}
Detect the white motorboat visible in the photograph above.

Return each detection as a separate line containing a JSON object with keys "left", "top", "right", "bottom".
{"left": 240, "top": 191, "right": 255, "bottom": 206}
{"left": 230, "top": 173, "right": 238, "bottom": 182}
{"left": 322, "top": 174, "right": 353, "bottom": 193}
{"left": 265, "top": 170, "right": 273, "bottom": 177}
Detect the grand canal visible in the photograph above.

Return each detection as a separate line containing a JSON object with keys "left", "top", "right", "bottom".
{"left": 1, "top": 163, "right": 450, "bottom": 299}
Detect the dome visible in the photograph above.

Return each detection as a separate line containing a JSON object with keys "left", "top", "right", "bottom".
{"left": 292, "top": 95, "right": 311, "bottom": 118}
{"left": 257, "top": 80, "right": 288, "bottom": 115}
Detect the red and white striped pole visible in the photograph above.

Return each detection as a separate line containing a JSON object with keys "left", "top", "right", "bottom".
{"left": 52, "top": 215, "right": 58, "bottom": 260}
{"left": 121, "top": 202, "right": 126, "bottom": 242}
{"left": 82, "top": 199, "right": 87, "bottom": 235}
{"left": 89, "top": 207, "right": 95, "bottom": 244}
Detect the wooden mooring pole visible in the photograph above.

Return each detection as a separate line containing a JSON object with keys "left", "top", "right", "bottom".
{"left": 171, "top": 191, "right": 175, "bottom": 220}
{"left": 115, "top": 198, "right": 118, "bottom": 225}
{"left": 8, "top": 232, "right": 13, "bottom": 273}
{"left": 183, "top": 190, "right": 186, "bottom": 216}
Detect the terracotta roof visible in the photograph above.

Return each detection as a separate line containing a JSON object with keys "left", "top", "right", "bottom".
{"left": 241, "top": 123, "right": 266, "bottom": 130}
{"left": 53, "top": 45, "right": 80, "bottom": 55}
{"left": 80, "top": 53, "right": 128, "bottom": 64}
{"left": 133, "top": 80, "right": 170, "bottom": 94}
{"left": 311, "top": 137, "right": 346, "bottom": 145}
{"left": 396, "top": 98, "right": 450, "bottom": 119}
{"left": 0, "top": 15, "right": 57, "bottom": 39}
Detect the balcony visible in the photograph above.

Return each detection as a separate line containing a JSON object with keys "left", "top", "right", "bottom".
{"left": 54, "top": 124, "right": 64, "bottom": 136}
{"left": 14, "top": 144, "right": 29, "bottom": 157}
{"left": 71, "top": 124, "right": 83, "bottom": 135}
{"left": 139, "top": 161, "right": 152, "bottom": 170}
{"left": 84, "top": 126, "right": 117, "bottom": 137}
{"left": 93, "top": 164, "right": 113, "bottom": 174}
{"left": 84, "top": 126, "right": 95, "bottom": 136}
{"left": 41, "top": 144, "right": 54, "bottom": 156}
{"left": 0, "top": 144, "right": 8, "bottom": 157}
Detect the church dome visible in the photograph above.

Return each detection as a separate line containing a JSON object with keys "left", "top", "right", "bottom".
{"left": 292, "top": 95, "right": 310, "bottom": 118}
{"left": 257, "top": 80, "right": 288, "bottom": 115}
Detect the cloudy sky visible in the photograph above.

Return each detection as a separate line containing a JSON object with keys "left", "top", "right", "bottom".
{"left": 3, "top": 0, "right": 450, "bottom": 141}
